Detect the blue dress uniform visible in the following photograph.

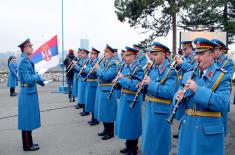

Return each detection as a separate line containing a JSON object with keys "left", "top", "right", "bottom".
{"left": 7, "top": 56, "right": 18, "bottom": 96}
{"left": 94, "top": 44, "right": 118, "bottom": 140}
{"left": 176, "top": 38, "right": 231, "bottom": 155}
{"left": 83, "top": 47, "right": 101, "bottom": 125}
{"left": 73, "top": 49, "right": 90, "bottom": 114}
{"left": 211, "top": 39, "right": 234, "bottom": 136}
{"left": 133, "top": 44, "right": 147, "bottom": 68}
{"left": 115, "top": 47, "right": 144, "bottom": 154}
{"left": 176, "top": 41, "right": 196, "bottom": 91}
{"left": 141, "top": 42, "right": 177, "bottom": 155}
{"left": 17, "top": 39, "right": 44, "bottom": 151}
{"left": 72, "top": 57, "right": 79, "bottom": 97}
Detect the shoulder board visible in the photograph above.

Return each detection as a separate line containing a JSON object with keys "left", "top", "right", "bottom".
{"left": 170, "top": 66, "right": 176, "bottom": 70}
{"left": 185, "top": 67, "right": 195, "bottom": 72}
{"left": 217, "top": 68, "right": 228, "bottom": 73}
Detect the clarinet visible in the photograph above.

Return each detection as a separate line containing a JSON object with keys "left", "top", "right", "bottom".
{"left": 65, "top": 57, "right": 77, "bottom": 75}
{"left": 84, "top": 58, "right": 105, "bottom": 81}
{"left": 77, "top": 59, "right": 90, "bottom": 77}
{"left": 166, "top": 65, "right": 198, "bottom": 124}
{"left": 107, "top": 63, "right": 126, "bottom": 99}
{"left": 129, "top": 61, "right": 155, "bottom": 108}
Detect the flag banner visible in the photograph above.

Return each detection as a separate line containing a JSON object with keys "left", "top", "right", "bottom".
{"left": 30, "top": 35, "right": 59, "bottom": 72}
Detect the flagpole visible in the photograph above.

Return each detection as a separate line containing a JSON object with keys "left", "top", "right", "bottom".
{"left": 59, "top": 0, "right": 67, "bottom": 93}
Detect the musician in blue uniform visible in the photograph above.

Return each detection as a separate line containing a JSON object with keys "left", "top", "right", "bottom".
{"left": 211, "top": 38, "right": 234, "bottom": 135}
{"left": 173, "top": 41, "right": 197, "bottom": 140}
{"left": 133, "top": 44, "right": 147, "bottom": 68}
{"left": 141, "top": 42, "right": 177, "bottom": 155}
{"left": 211, "top": 39, "right": 234, "bottom": 77}
{"left": 175, "top": 41, "right": 196, "bottom": 90}
{"left": 120, "top": 49, "right": 126, "bottom": 63}
{"left": 72, "top": 48, "right": 82, "bottom": 103}
{"left": 83, "top": 47, "right": 101, "bottom": 126}
{"left": 73, "top": 49, "right": 90, "bottom": 116}
{"left": 115, "top": 46, "right": 144, "bottom": 155}
{"left": 17, "top": 39, "right": 46, "bottom": 151}
{"left": 94, "top": 44, "right": 118, "bottom": 140}
{"left": 175, "top": 38, "right": 231, "bottom": 155}
{"left": 7, "top": 56, "right": 18, "bottom": 96}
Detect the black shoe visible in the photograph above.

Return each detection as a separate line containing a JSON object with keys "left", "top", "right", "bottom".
{"left": 102, "top": 133, "right": 114, "bottom": 140}
{"left": 10, "top": 93, "right": 17, "bottom": 97}
{"left": 88, "top": 120, "right": 93, "bottom": 124}
{"left": 74, "top": 105, "right": 82, "bottom": 109}
{"left": 72, "top": 97, "right": 75, "bottom": 102}
{"left": 23, "top": 145, "right": 40, "bottom": 151}
{"left": 33, "top": 144, "right": 39, "bottom": 147}
{"left": 120, "top": 147, "right": 129, "bottom": 153}
{"left": 80, "top": 112, "right": 89, "bottom": 116}
{"left": 173, "top": 134, "right": 179, "bottom": 138}
{"left": 69, "top": 98, "right": 72, "bottom": 102}
{"left": 98, "top": 131, "right": 107, "bottom": 136}
{"left": 90, "top": 121, "right": 99, "bottom": 126}
{"left": 126, "top": 150, "right": 137, "bottom": 155}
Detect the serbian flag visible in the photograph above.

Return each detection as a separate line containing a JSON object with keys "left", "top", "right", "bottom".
{"left": 30, "top": 35, "right": 59, "bottom": 72}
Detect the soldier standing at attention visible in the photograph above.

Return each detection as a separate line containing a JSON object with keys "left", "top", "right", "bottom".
{"left": 175, "top": 38, "right": 231, "bottom": 155}
{"left": 7, "top": 56, "right": 18, "bottom": 96}
{"left": 94, "top": 44, "right": 118, "bottom": 140}
{"left": 17, "top": 39, "right": 46, "bottom": 151}
{"left": 72, "top": 48, "right": 82, "bottom": 103}
{"left": 73, "top": 49, "right": 90, "bottom": 116}
{"left": 141, "top": 42, "right": 177, "bottom": 155}
{"left": 83, "top": 47, "right": 101, "bottom": 126}
{"left": 115, "top": 46, "right": 144, "bottom": 155}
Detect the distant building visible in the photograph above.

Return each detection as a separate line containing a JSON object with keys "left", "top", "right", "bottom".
{"left": 80, "top": 39, "right": 89, "bottom": 50}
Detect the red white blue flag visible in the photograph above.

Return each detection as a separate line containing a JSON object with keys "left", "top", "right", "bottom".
{"left": 30, "top": 35, "right": 59, "bottom": 72}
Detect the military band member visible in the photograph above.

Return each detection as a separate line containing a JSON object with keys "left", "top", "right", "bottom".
{"left": 83, "top": 47, "right": 100, "bottom": 126}
{"left": 211, "top": 39, "right": 234, "bottom": 78}
{"left": 18, "top": 39, "right": 45, "bottom": 151}
{"left": 133, "top": 44, "right": 147, "bottom": 68}
{"left": 120, "top": 49, "right": 126, "bottom": 64}
{"left": 114, "top": 48, "right": 121, "bottom": 62}
{"left": 211, "top": 39, "right": 234, "bottom": 135}
{"left": 94, "top": 44, "right": 118, "bottom": 140}
{"left": 174, "top": 41, "right": 196, "bottom": 89}
{"left": 72, "top": 48, "right": 82, "bottom": 102}
{"left": 115, "top": 46, "right": 144, "bottom": 155}
{"left": 175, "top": 38, "right": 231, "bottom": 155}
{"left": 141, "top": 42, "right": 177, "bottom": 155}
{"left": 173, "top": 41, "right": 197, "bottom": 139}
{"left": 73, "top": 49, "right": 90, "bottom": 116}
{"left": 64, "top": 49, "right": 76, "bottom": 102}
{"left": 7, "top": 56, "right": 18, "bottom": 96}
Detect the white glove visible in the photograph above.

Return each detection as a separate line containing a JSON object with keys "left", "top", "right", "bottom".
{"left": 43, "top": 80, "right": 53, "bottom": 85}
{"left": 38, "top": 68, "right": 48, "bottom": 75}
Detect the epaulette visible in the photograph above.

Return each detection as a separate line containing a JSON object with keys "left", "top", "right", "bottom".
{"left": 170, "top": 65, "right": 176, "bottom": 70}
{"left": 218, "top": 68, "right": 228, "bottom": 73}
{"left": 186, "top": 67, "right": 194, "bottom": 72}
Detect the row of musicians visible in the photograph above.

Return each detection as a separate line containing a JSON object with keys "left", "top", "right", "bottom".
{"left": 68, "top": 38, "right": 234, "bottom": 155}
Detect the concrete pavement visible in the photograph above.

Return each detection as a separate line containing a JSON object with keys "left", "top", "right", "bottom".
{"left": 0, "top": 82, "right": 234, "bottom": 155}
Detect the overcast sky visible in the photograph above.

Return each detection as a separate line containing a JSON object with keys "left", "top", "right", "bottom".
{"left": 1, "top": 0, "right": 234, "bottom": 54}
{"left": 0, "top": 0, "right": 176, "bottom": 54}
